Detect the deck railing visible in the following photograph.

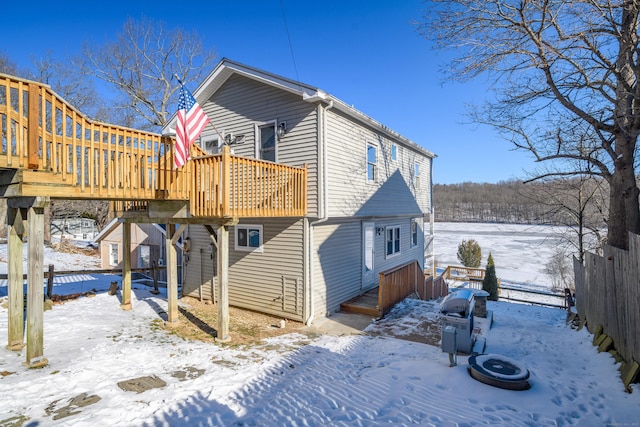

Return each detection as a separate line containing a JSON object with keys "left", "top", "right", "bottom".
{"left": 190, "top": 147, "right": 307, "bottom": 218}
{"left": 0, "top": 73, "right": 189, "bottom": 200}
{"left": 1, "top": 73, "right": 307, "bottom": 218}
{"left": 441, "top": 265, "right": 485, "bottom": 282}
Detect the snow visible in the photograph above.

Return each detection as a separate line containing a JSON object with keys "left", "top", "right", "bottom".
{"left": 0, "top": 223, "right": 639, "bottom": 426}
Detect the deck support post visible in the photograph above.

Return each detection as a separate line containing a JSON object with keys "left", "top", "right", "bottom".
{"left": 120, "top": 222, "right": 132, "bottom": 310}
{"left": 25, "top": 197, "right": 49, "bottom": 368}
{"left": 216, "top": 224, "right": 230, "bottom": 342}
{"left": 166, "top": 223, "right": 186, "bottom": 323}
{"left": 6, "top": 206, "right": 26, "bottom": 351}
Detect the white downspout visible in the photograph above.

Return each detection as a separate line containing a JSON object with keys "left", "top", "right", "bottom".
{"left": 307, "top": 100, "right": 333, "bottom": 325}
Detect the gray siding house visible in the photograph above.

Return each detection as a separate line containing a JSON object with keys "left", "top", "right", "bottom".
{"left": 165, "top": 59, "right": 435, "bottom": 324}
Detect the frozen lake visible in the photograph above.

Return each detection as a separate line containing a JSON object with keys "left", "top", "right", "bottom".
{"left": 432, "top": 222, "right": 571, "bottom": 290}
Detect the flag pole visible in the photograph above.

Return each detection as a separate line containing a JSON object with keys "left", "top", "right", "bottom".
{"left": 175, "top": 74, "right": 225, "bottom": 143}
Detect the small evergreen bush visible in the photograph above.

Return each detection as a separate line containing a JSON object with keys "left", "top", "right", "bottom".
{"left": 483, "top": 253, "right": 499, "bottom": 301}
{"left": 457, "top": 239, "right": 482, "bottom": 268}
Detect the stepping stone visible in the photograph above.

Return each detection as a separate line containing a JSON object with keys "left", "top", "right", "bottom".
{"left": 45, "top": 392, "right": 101, "bottom": 420}
{"left": 171, "top": 366, "right": 205, "bottom": 381}
{"left": 117, "top": 375, "right": 167, "bottom": 393}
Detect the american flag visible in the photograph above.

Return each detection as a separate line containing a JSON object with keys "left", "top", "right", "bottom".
{"left": 175, "top": 85, "right": 210, "bottom": 168}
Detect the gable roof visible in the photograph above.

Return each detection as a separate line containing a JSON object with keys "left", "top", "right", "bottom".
{"left": 164, "top": 58, "right": 436, "bottom": 159}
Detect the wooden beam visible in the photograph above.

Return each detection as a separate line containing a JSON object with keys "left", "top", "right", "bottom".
{"left": 165, "top": 224, "right": 179, "bottom": 323}
{"left": 216, "top": 225, "right": 230, "bottom": 342}
{"left": 25, "top": 198, "right": 49, "bottom": 368}
{"left": 27, "top": 84, "right": 40, "bottom": 170}
{"left": 167, "top": 223, "right": 186, "bottom": 323}
{"left": 6, "top": 207, "right": 25, "bottom": 350}
{"left": 120, "top": 222, "right": 132, "bottom": 310}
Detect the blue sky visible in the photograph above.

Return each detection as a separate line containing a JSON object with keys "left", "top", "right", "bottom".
{"left": 1, "top": 0, "right": 535, "bottom": 184}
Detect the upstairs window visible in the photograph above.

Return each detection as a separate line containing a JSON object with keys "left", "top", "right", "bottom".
{"left": 258, "top": 123, "right": 276, "bottom": 162}
{"left": 386, "top": 226, "right": 401, "bottom": 257}
{"left": 391, "top": 144, "right": 397, "bottom": 161}
{"left": 367, "top": 143, "right": 377, "bottom": 181}
{"left": 414, "top": 162, "right": 420, "bottom": 189}
{"left": 235, "top": 224, "right": 263, "bottom": 252}
{"left": 201, "top": 137, "right": 219, "bottom": 155}
{"left": 411, "top": 219, "right": 419, "bottom": 247}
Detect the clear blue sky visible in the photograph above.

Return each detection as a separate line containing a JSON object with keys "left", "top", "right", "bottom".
{"left": 1, "top": 0, "right": 535, "bottom": 184}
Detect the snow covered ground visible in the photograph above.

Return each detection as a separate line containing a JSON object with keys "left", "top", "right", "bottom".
{"left": 0, "top": 223, "right": 638, "bottom": 426}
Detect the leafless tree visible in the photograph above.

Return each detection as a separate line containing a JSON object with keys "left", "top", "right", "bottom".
{"left": 419, "top": 1, "right": 640, "bottom": 250}
{"left": 78, "top": 16, "right": 217, "bottom": 130}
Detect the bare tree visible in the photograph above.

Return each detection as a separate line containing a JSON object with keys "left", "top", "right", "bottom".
{"left": 78, "top": 16, "right": 217, "bottom": 130}
{"left": 419, "top": 1, "right": 640, "bottom": 250}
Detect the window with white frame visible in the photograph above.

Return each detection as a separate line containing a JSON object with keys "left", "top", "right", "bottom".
{"left": 258, "top": 123, "right": 276, "bottom": 162}
{"left": 411, "top": 219, "right": 419, "bottom": 247}
{"left": 386, "top": 226, "right": 401, "bottom": 257}
{"left": 414, "top": 162, "right": 420, "bottom": 189}
{"left": 235, "top": 224, "right": 263, "bottom": 252}
{"left": 367, "top": 143, "right": 377, "bottom": 181}
{"left": 391, "top": 144, "right": 397, "bottom": 161}
{"left": 201, "top": 137, "right": 219, "bottom": 155}
{"left": 109, "top": 243, "right": 119, "bottom": 266}
{"left": 138, "top": 245, "right": 150, "bottom": 268}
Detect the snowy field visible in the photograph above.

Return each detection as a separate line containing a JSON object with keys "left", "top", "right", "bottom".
{"left": 0, "top": 224, "right": 639, "bottom": 425}
{"left": 433, "top": 222, "right": 566, "bottom": 289}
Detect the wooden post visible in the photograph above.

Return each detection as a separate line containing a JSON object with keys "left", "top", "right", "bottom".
{"left": 166, "top": 223, "right": 186, "bottom": 323}
{"left": 27, "top": 83, "right": 40, "bottom": 170}
{"left": 216, "top": 224, "right": 230, "bottom": 341}
{"left": 120, "top": 222, "right": 132, "bottom": 310}
{"left": 221, "top": 146, "right": 231, "bottom": 217}
{"left": 7, "top": 207, "right": 25, "bottom": 351}
{"left": 150, "top": 261, "right": 160, "bottom": 295}
{"left": 46, "top": 264, "right": 54, "bottom": 300}
{"left": 25, "top": 198, "right": 49, "bottom": 368}
{"left": 166, "top": 224, "right": 178, "bottom": 323}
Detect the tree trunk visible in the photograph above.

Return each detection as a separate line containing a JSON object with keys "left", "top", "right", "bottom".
{"left": 608, "top": 135, "right": 640, "bottom": 250}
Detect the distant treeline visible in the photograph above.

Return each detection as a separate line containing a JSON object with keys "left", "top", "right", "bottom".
{"left": 433, "top": 180, "right": 599, "bottom": 224}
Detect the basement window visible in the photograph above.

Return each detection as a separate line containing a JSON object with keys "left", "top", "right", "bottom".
{"left": 235, "top": 225, "right": 263, "bottom": 252}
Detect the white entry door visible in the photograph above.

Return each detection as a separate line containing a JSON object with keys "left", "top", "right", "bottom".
{"left": 362, "top": 222, "right": 376, "bottom": 289}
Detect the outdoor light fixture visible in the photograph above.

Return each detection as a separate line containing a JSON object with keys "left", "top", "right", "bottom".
{"left": 277, "top": 121, "right": 287, "bottom": 138}
{"left": 376, "top": 227, "right": 384, "bottom": 236}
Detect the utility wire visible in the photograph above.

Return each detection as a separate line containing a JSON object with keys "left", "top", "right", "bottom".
{"left": 280, "top": 0, "right": 301, "bottom": 85}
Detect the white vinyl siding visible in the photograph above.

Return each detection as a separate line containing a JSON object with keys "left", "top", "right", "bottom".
{"left": 311, "top": 221, "right": 362, "bottom": 316}
{"left": 201, "top": 74, "right": 319, "bottom": 216}
{"left": 325, "top": 108, "right": 432, "bottom": 218}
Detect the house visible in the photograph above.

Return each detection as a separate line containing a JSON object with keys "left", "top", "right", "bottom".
{"left": 94, "top": 219, "right": 168, "bottom": 273}
{"left": 162, "top": 59, "right": 436, "bottom": 324}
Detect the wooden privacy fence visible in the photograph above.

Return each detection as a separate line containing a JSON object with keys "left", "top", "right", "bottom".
{"left": 573, "top": 232, "right": 640, "bottom": 366}
{"left": 378, "top": 260, "right": 448, "bottom": 316}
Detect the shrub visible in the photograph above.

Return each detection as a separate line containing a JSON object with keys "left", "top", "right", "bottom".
{"left": 457, "top": 239, "right": 482, "bottom": 268}
{"left": 483, "top": 253, "right": 499, "bottom": 301}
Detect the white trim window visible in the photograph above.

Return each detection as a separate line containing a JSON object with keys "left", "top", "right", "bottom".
{"left": 411, "top": 219, "right": 419, "bottom": 247}
{"left": 235, "top": 224, "right": 264, "bottom": 252}
{"left": 201, "top": 137, "right": 220, "bottom": 155}
{"left": 138, "top": 244, "right": 151, "bottom": 268}
{"left": 391, "top": 144, "right": 397, "bottom": 161}
{"left": 109, "top": 243, "right": 119, "bottom": 266}
{"left": 414, "top": 162, "right": 420, "bottom": 189}
{"left": 386, "top": 226, "right": 401, "bottom": 257}
{"left": 257, "top": 122, "right": 277, "bottom": 162}
{"left": 367, "top": 143, "right": 377, "bottom": 182}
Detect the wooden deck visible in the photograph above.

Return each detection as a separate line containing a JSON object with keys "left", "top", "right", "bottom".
{"left": 340, "top": 287, "right": 381, "bottom": 317}
{"left": 0, "top": 73, "right": 307, "bottom": 220}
